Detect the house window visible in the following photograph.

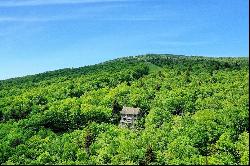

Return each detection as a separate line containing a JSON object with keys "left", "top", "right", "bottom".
{"left": 127, "top": 117, "right": 132, "bottom": 123}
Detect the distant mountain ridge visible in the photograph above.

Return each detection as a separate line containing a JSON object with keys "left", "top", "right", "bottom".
{"left": 1, "top": 54, "right": 248, "bottom": 83}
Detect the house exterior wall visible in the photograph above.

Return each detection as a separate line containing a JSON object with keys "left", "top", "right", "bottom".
{"left": 120, "top": 114, "right": 138, "bottom": 127}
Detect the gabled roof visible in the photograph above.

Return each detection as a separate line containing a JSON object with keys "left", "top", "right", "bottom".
{"left": 120, "top": 106, "right": 140, "bottom": 115}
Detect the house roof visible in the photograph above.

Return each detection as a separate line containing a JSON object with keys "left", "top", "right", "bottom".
{"left": 120, "top": 107, "right": 140, "bottom": 115}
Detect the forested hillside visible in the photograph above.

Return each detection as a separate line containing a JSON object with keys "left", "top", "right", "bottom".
{"left": 0, "top": 54, "right": 249, "bottom": 165}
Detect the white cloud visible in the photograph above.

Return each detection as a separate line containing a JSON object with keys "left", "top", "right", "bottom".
{"left": 0, "top": 14, "right": 173, "bottom": 23}
{"left": 0, "top": 17, "right": 15, "bottom": 22}
{"left": 0, "top": 3, "right": 121, "bottom": 22}
{"left": 0, "top": 6, "right": 170, "bottom": 22}
{"left": 0, "top": 0, "right": 128, "bottom": 7}
{"left": 0, "top": 15, "right": 79, "bottom": 22}
{"left": 0, "top": 0, "right": 135, "bottom": 22}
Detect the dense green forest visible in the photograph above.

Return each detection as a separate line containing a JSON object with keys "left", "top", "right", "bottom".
{"left": 0, "top": 54, "right": 249, "bottom": 165}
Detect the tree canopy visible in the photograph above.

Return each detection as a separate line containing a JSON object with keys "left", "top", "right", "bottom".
{"left": 0, "top": 54, "right": 249, "bottom": 165}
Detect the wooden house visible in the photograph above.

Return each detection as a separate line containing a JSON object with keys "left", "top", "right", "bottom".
{"left": 120, "top": 106, "right": 140, "bottom": 127}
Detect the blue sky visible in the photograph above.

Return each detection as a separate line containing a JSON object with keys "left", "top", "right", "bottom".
{"left": 0, "top": 0, "right": 249, "bottom": 80}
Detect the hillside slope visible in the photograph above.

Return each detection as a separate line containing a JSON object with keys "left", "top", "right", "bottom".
{"left": 0, "top": 54, "right": 249, "bottom": 165}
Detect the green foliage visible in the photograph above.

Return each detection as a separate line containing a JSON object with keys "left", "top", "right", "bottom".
{"left": 0, "top": 54, "right": 248, "bottom": 165}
